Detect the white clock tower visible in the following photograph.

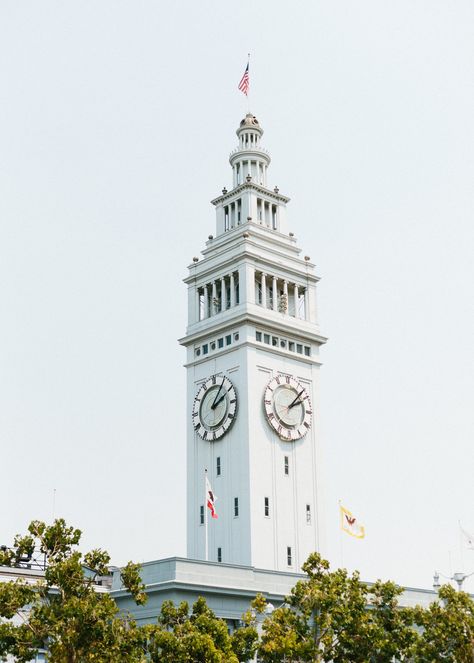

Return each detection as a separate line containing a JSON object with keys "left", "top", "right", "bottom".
{"left": 180, "top": 114, "right": 327, "bottom": 572}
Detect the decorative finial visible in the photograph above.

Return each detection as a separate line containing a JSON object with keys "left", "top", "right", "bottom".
{"left": 208, "top": 235, "right": 214, "bottom": 240}
{"left": 247, "top": 216, "right": 252, "bottom": 221}
{"left": 289, "top": 232, "right": 294, "bottom": 237}
{"left": 222, "top": 187, "right": 227, "bottom": 195}
{"left": 246, "top": 174, "right": 252, "bottom": 183}
{"left": 274, "top": 186, "right": 279, "bottom": 194}
{"left": 304, "top": 255, "right": 311, "bottom": 261}
{"left": 193, "top": 257, "right": 199, "bottom": 262}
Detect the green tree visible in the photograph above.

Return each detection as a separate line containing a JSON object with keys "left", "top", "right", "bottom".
{"left": 0, "top": 519, "right": 147, "bottom": 663}
{"left": 146, "top": 596, "right": 254, "bottom": 662}
{"left": 258, "top": 552, "right": 418, "bottom": 662}
{"left": 411, "top": 583, "right": 474, "bottom": 662}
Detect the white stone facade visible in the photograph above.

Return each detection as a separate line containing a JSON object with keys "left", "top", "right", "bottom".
{"left": 180, "top": 114, "right": 327, "bottom": 572}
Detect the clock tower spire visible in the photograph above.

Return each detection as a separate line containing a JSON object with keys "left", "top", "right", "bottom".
{"left": 180, "top": 113, "right": 327, "bottom": 572}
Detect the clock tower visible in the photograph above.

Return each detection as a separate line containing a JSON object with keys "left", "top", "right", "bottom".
{"left": 180, "top": 114, "right": 327, "bottom": 572}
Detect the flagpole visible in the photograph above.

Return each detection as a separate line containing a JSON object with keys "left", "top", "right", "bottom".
{"left": 247, "top": 52, "right": 251, "bottom": 114}
{"left": 338, "top": 500, "right": 344, "bottom": 569}
{"left": 459, "top": 520, "right": 464, "bottom": 572}
{"left": 204, "top": 468, "right": 209, "bottom": 562}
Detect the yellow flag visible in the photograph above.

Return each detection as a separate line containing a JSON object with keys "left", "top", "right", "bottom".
{"left": 340, "top": 504, "right": 365, "bottom": 539}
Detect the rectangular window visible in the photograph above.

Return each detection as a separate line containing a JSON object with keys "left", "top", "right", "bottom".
{"left": 296, "top": 343, "right": 303, "bottom": 354}
{"left": 200, "top": 505, "right": 204, "bottom": 525}
{"left": 288, "top": 341, "right": 295, "bottom": 352}
{"left": 216, "top": 457, "right": 221, "bottom": 476}
{"left": 225, "top": 334, "right": 232, "bottom": 346}
{"left": 218, "top": 337, "right": 224, "bottom": 349}
{"left": 287, "top": 546, "right": 292, "bottom": 566}
{"left": 264, "top": 497, "right": 270, "bottom": 517}
{"left": 256, "top": 331, "right": 262, "bottom": 342}
{"left": 306, "top": 504, "right": 312, "bottom": 524}
{"left": 304, "top": 346, "right": 311, "bottom": 357}
{"left": 202, "top": 344, "right": 208, "bottom": 355}
{"left": 234, "top": 497, "right": 239, "bottom": 517}
{"left": 263, "top": 333, "right": 270, "bottom": 344}
{"left": 284, "top": 456, "right": 289, "bottom": 475}
{"left": 217, "top": 547, "right": 222, "bottom": 563}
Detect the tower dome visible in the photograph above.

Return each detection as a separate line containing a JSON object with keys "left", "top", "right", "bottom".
{"left": 239, "top": 113, "right": 262, "bottom": 130}
{"left": 230, "top": 113, "right": 270, "bottom": 187}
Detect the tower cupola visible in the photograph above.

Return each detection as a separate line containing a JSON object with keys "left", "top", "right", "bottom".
{"left": 230, "top": 113, "right": 271, "bottom": 188}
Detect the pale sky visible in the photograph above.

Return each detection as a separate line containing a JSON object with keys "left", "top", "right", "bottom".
{"left": 1, "top": 1, "right": 473, "bottom": 593}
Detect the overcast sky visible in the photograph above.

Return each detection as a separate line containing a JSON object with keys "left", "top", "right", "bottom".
{"left": 1, "top": 1, "right": 473, "bottom": 593}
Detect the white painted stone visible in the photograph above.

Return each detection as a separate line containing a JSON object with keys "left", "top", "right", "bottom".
{"left": 180, "top": 115, "right": 327, "bottom": 572}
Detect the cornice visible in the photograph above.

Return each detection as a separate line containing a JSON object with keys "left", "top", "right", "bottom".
{"left": 179, "top": 309, "right": 328, "bottom": 348}
{"left": 211, "top": 182, "right": 290, "bottom": 206}
{"left": 185, "top": 247, "right": 319, "bottom": 287}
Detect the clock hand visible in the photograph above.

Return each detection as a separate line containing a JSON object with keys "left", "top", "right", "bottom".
{"left": 213, "top": 392, "right": 227, "bottom": 409}
{"left": 211, "top": 379, "right": 224, "bottom": 409}
{"left": 289, "top": 400, "right": 303, "bottom": 409}
{"left": 288, "top": 390, "right": 304, "bottom": 409}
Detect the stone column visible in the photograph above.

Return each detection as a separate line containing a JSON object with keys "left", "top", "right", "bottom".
{"left": 230, "top": 272, "right": 235, "bottom": 307}
{"left": 294, "top": 283, "right": 299, "bottom": 318}
{"left": 261, "top": 273, "right": 267, "bottom": 308}
{"left": 204, "top": 285, "right": 209, "bottom": 319}
{"left": 221, "top": 275, "right": 226, "bottom": 310}
{"left": 272, "top": 276, "right": 278, "bottom": 311}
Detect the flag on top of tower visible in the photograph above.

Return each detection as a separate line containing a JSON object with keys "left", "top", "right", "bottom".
{"left": 340, "top": 504, "right": 365, "bottom": 539}
{"left": 238, "top": 57, "right": 250, "bottom": 96}
{"left": 206, "top": 476, "right": 218, "bottom": 519}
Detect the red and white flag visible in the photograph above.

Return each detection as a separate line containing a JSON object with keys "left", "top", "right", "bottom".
{"left": 206, "top": 476, "right": 218, "bottom": 519}
{"left": 238, "top": 60, "right": 250, "bottom": 97}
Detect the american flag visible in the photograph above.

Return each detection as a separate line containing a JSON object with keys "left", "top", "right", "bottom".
{"left": 238, "top": 62, "right": 249, "bottom": 96}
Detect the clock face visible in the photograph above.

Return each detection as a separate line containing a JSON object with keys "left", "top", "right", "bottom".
{"left": 264, "top": 374, "right": 312, "bottom": 441}
{"left": 192, "top": 375, "right": 237, "bottom": 441}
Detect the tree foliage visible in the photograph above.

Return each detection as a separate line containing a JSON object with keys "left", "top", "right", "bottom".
{"left": 257, "top": 552, "right": 474, "bottom": 663}
{"left": 1, "top": 522, "right": 473, "bottom": 662}
{"left": 0, "top": 519, "right": 147, "bottom": 663}
{"left": 145, "top": 596, "right": 257, "bottom": 662}
{"left": 411, "top": 584, "right": 474, "bottom": 662}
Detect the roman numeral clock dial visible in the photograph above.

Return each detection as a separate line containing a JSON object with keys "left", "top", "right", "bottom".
{"left": 264, "top": 375, "right": 312, "bottom": 441}
{"left": 192, "top": 375, "right": 237, "bottom": 441}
